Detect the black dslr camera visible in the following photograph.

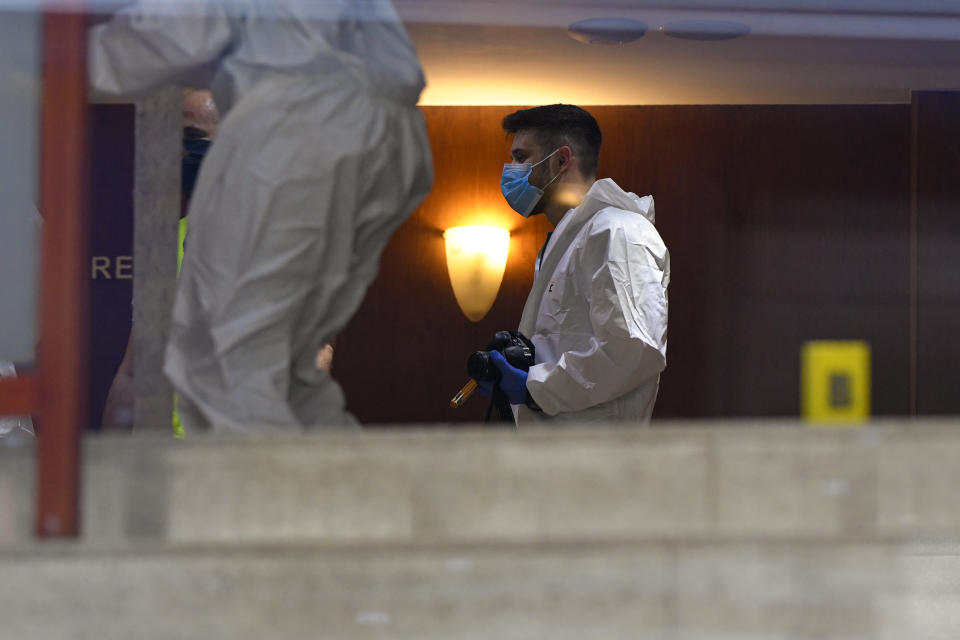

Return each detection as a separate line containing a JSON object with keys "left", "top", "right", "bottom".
{"left": 467, "top": 330, "right": 535, "bottom": 383}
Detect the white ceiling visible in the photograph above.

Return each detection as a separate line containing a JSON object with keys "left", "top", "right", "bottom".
{"left": 397, "top": 0, "right": 960, "bottom": 105}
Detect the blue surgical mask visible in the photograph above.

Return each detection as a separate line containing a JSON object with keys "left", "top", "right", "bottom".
{"left": 501, "top": 149, "right": 561, "bottom": 217}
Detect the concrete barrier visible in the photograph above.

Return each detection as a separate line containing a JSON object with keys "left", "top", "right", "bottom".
{"left": 0, "top": 540, "right": 958, "bottom": 639}
{"left": 3, "top": 422, "right": 960, "bottom": 547}
{"left": 2, "top": 422, "right": 959, "bottom": 639}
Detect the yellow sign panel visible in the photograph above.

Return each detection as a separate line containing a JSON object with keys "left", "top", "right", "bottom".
{"left": 801, "top": 341, "right": 871, "bottom": 425}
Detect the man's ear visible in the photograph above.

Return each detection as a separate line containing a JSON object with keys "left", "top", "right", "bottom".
{"left": 557, "top": 145, "right": 573, "bottom": 172}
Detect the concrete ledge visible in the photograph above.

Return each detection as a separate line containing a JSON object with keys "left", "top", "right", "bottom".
{"left": 0, "top": 540, "right": 956, "bottom": 640}
{"left": 4, "top": 423, "right": 959, "bottom": 639}
{"left": 3, "top": 421, "right": 960, "bottom": 547}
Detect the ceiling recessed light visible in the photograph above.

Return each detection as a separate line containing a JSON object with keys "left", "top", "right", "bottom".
{"left": 568, "top": 18, "right": 648, "bottom": 46}
{"left": 660, "top": 19, "right": 751, "bottom": 41}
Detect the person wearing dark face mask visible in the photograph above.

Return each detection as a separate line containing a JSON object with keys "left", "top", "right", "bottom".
{"left": 483, "top": 104, "right": 670, "bottom": 426}
{"left": 181, "top": 133, "right": 210, "bottom": 208}
{"left": 180, "top": 89, "right": 218, "bottom": 215}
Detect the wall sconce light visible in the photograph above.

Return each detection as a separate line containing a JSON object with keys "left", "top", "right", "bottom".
{"left": 444, "top": 226, "right": 510, "bottom": 322}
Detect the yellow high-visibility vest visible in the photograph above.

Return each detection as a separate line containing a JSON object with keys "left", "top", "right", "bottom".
{"left": 172, "top": 217, "right": 188, "bottom": 439}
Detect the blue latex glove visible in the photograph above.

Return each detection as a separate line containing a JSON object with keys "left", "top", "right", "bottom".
{"left": 488, "top": 350, "right": 529, "bottom": 405}
{"left": 477, "top": 380, "right": 494, "bottom": 397}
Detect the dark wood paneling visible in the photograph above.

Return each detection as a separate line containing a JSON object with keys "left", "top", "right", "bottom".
{"left": 337, "top": 104, "right": 912, "bottom": 423}
{"left": 589, "top": 106, "right": 912, "bottom": 417}
{"left": 914, "top": 92, "right": 960, "bottom": 414}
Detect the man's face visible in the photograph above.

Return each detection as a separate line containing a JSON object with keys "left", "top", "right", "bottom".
{"left": 510, "top": 130, "right": 551, "bottom": 177}
{"left": 183, "top": 90, "right": 217, "bottom": 139}
{"left": 510, "top": 130, "right": 559, "bottom": 205}
{"left": 509, "top": 130, "right": 540, "bottom": 165}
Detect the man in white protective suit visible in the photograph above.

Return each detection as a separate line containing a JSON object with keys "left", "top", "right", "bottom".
{"left": 483, "top": 104, "right": 669, "bottom": 425}
{"left": 89, "top": 0, "right": 433, "bottom": 431}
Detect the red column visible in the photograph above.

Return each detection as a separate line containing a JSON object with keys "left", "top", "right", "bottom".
{"left": 34, "top": 7, "right": 90, "bottom": 538}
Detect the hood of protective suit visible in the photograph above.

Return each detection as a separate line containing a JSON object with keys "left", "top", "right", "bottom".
{"left": 566, "top": 178, "right": 655, "bottom": 229}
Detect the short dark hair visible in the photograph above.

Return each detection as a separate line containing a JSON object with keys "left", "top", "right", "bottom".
{"left": 502, "top": 104, "right": 602, "bottom": 178}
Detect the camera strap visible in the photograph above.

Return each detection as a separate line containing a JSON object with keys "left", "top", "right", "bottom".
{"left": 485, "top": 387, "right": 516, "bottom": 425}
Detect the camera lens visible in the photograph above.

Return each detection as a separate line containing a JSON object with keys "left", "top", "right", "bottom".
{"left": 467, "top": 351, "right": 500, "bottom": 382}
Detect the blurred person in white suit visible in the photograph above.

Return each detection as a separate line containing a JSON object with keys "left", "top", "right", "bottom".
{"left": 89, "top": 0, "right": 433, "bottom": 431}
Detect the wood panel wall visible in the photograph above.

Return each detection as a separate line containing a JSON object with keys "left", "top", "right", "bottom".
{"left": 336, "top": 104, "right": 914, "bottom": 423}
{"left": 596, "top": 105, "right": 912, "bottom": 418}
{"left": 914, "top": 92, "right": 960, "bottom": 414}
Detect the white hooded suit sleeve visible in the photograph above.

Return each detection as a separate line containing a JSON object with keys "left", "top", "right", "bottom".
{"left": 89, "top": 0, "right": 235, "bottom": 96}
{"left": 525, "top": 214, "right": 669, "bottom": 416}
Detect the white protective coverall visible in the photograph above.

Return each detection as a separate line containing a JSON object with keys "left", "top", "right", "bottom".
{"left": 516, "top": 178, "right": 669, "bottom": 426}
{"left": 89, "top": 0, "right": 433, "bottom": 430}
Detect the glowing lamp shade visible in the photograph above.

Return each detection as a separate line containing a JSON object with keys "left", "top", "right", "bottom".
{"left": 444, "top": 226, "right": 510, "bottom": 322}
